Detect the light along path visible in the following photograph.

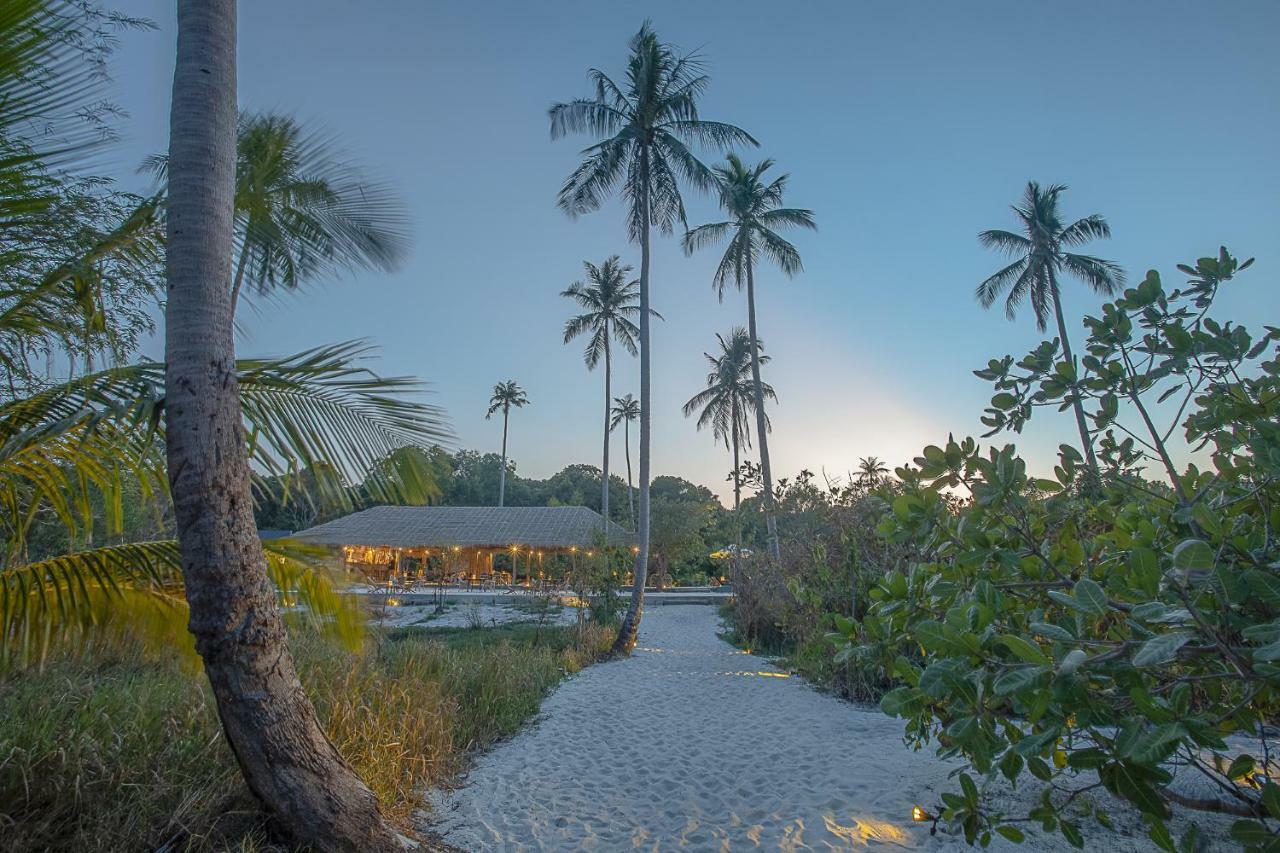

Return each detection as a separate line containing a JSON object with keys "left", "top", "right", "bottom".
{"left": 424, "top": 606, "right": 1218, "bottom": 851}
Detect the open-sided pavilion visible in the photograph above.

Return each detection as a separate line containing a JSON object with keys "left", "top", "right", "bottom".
{"left": 293, "top": 505, "right": 635, "bottom": 585}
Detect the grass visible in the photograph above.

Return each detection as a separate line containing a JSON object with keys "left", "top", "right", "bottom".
{"left": 0, "top": 620, "right": 612, "bottom": 852}
{"left": 717, "top": 600, "right": 889, "bottom": 704}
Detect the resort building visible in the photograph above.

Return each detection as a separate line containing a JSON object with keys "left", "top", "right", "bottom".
{"left": 293, "top": 505, "right": 635, "bottom": 585}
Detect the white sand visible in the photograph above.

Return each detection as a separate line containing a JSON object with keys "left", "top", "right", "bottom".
{"left": 424, "top": 606, "right": 1235, "bottom": 851}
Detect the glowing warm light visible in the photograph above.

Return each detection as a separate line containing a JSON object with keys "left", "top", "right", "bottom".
{"left": 586, "top": 551, "right": 594, "bottom": 557}
{"left": 823, "top": 815, "right": 908, "bottom": 845}
{"left": 452, "top": 546, "right": 460, "bottom": 552}
{"left": 570, "top": 546, "right": 577, "bottom": 553}
{"left": 912, "top": 806, "right": 931, "bottom": 823}
{"left": 386, "top": 598, "right": 400, "bottom": 607}
{"left": 632, "top": 546, "right": 640, "bottom": 553}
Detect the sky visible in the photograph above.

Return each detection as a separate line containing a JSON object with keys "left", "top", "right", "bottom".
{"left": 103, "top": 1, "right": 1279, "bottom": 504}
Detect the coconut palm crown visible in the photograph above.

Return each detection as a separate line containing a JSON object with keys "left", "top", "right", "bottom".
{"left": 682, "top": 327, "right": 775, "bottom": 510}
{"left": 976, "top": 181, "right": 1124, "bottom": 475}
{"left": 486, "top": 380, "right": 530, "bottom": 507}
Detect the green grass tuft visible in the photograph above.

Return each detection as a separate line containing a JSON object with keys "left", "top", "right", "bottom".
{"left": 0, "top": 621, "right": 612, "bottom": 851}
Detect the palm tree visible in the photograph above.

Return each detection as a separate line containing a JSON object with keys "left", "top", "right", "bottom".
{"left": 682, "top": 328, "right": 775, "bottom": 511}
{"left": 976, "top": 182, "right": 1124, "bottom": 476}
{"left": 145, "top": 111, "right": 410, "bottom": 317}
{"left": 561, "top": 256, "right": 657, "bottom": 532}
{"left": 486, "top": 380, "right": 529, "bottom": 507}
{"left": 683, "top": 155, "right": 814, "bottom": 563}
{"left": 856, "top": 456, "right": 888, "bottom": 488}
{"left": 164, "top": 1, "right": 400, "bottom": 846}
{"left": 610, "top": 393, "right": 640, "bottom": 529}
{"left": 551, "top": 22, "right": 755, "bottom": 654}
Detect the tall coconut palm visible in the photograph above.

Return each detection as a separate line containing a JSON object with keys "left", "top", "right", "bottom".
{"left": 486, "top": 380, "right": 529, "bottom": 507}
{"left": 551, "top": 21, "right": 755, "bottom": 654}
{"left": 976, "top": 182, "right": 1124, "bottom": 476}
{"left": 146, "top": 111, "right": 410, "bottom": 317}
{"left": 683, "top": 155, "right": 814, "bottom": 563}
{"left": 561, "top": 256, "right": 657, "bottom": 532}
{"left": 682, "top": 327, "right": 774, "bottom": 511}
{"left": 610, "top": 393, "right": 640, "bottom": 529}
{"left": 856, "top": 456, "right": 888, "bottom": 488}
{"left": 164, "top": 1, "right": 400, "bottom": 847}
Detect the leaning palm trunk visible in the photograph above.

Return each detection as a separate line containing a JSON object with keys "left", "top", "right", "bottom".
{"left": 1050, "top": 280, "right": 1100, "bottom": 477}
{"left": 600, "top": 337, "right": 610, "bottom": 531}
{"left": 165, "top": 3, "right": 400, "bottom": 849}
{"left": 613, "top": 151, "right": 651, "bottom": 654}
{"left": 745, "top": 256, "right": 781, "bottom": 562}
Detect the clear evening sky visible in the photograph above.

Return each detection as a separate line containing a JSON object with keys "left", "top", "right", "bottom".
{"left": 107, "top": 1, "right": 1278, "bottom": 503}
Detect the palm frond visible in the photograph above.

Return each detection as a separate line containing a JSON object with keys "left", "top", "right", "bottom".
{"left": 977, "top": 229, "right": 1031, "bottom": 255}
{"left": 0, "top": 538, "right": 364, "bottom": 672}
{"left": 1061, "top": 252, "right": 1126, "bottom": 295}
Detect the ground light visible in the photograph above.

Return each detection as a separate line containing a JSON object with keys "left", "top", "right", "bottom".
{"left": 911, "top": 805, "right": 940, "bottom": 835}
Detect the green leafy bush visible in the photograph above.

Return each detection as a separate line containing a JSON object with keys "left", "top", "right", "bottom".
{"left": 831, "top": 249, "right": 1280, "bottom": 849}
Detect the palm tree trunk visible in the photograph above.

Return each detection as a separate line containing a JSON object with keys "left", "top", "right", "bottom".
{"left": 624, "top": 418, "right": 634, "bottom": 530}
{"left": 601, "top": 335, "right": 611, "bottom": 531}
{"left": 1051, "top": 282, "right": 1100, "bottom": 478}
{"left": 731, "top": 399, "right": 741, "bottom": 511}
{"left": 613, "top": 147, "right": 651, "bottom": 655}
{"left": 498, "top": 405, "right": 509, "bottom": 507}
{"left": 745, "top": 255, "right": 781, "bottom": 562}
{"left": 165, "top": 3, "right": 401, "bottom": 849}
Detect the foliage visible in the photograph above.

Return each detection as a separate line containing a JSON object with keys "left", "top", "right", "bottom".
{"left": 0, "top": 619, "right": 612, "bottom": 851}
{"left": 143, "top": 111, "right": 411, "bottom": 314}
{"left": 832, "top": 249, "right": 1280, "bottom": 848}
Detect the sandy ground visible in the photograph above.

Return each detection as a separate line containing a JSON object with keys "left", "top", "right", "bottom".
{"left": 372, "top": 600, "right": 581, "bottom": 630}
{"left": 424, "top": 606, "right": 1236, "bottom": 851}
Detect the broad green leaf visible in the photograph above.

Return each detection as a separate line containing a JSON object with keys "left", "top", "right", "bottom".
{"left": 1171, "top": 539, "right": 1214, "bottom": 573}
{"left": 1000, "top": 634, "right": 1050, "bottom": 665}
{"left": 1133, "top": 632, "right": 1192, "bottom": 667}
{"left": 1073, "top": 578, "right": 1108, "bottom": 616}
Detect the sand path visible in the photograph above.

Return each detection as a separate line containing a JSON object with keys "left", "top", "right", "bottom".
{"left": 426, "top": 606, "right": 1212, "bottom": 851}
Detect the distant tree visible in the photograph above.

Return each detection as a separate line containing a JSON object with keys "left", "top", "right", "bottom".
{"left": 683, "top": 155, "right": 814, "bottom": 563}
{"left": 552, "top": 22, "right": 755, "bottom": 653}
{"left": 976, "top": 181, "right": 1124, "bottom": 476}
{"left": 855, "top": 456, "right": 888, "bottom": 488}
{"left": 146, "top": 112, "right": 410, "bottom": 318}
{"left": 610, "top": 393, "right": 640, "bottom": 529}
{"left": 561, "top": 256, "right": 657, "bottom": 532}
{"left": 485, "top": 380, "right": 529, "bottom": 507}
{"left": 683, "top": 327, "right": 774, "bottom": 511}
{"left": 647, "top": 476, "right": 716, "bottom": 587}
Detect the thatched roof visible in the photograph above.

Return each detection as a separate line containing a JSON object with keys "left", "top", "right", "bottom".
{"left": 292, "top": 505, "right": 634, "bottom": 549}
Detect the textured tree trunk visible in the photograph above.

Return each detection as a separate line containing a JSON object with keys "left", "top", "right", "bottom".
{"left": 1050, "top": 280, "right": 1100, "bottom": 478}
{"left": 745, "top": 255, "right": 781, "bottom": 562}
{"left": 731, "top": 399, "right": 741, "bottom": 511}
{"left": 600, "top": 335, "right": 611, "bottom": 530}
{"left": 624, "top": 417, "right": 634, "bottom": 530}
{"left": 164, "top": 2, "right": 403, "bottom": 850}
{"left": 498, "top": 405, "right": 509, "bottom": 507}
{"left": 613, "top": 147, "right": 651, "bottom": 655}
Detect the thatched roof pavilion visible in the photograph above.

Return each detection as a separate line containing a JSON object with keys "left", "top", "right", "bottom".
{"left": 293, "top": 505, "right": 634, "bottom": 582}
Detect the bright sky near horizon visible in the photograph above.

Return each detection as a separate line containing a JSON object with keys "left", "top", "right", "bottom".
{"left": 106, "top": 1, "right": 1279, "bottom": 504}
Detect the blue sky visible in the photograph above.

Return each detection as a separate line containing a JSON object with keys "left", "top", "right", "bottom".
{"left": 106, "top": 1, "right": 1279, "bottom": 502}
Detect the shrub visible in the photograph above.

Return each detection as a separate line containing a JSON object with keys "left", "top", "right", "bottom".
{"left": 832, "top": 249, "right": 1280, "bottom": 849}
